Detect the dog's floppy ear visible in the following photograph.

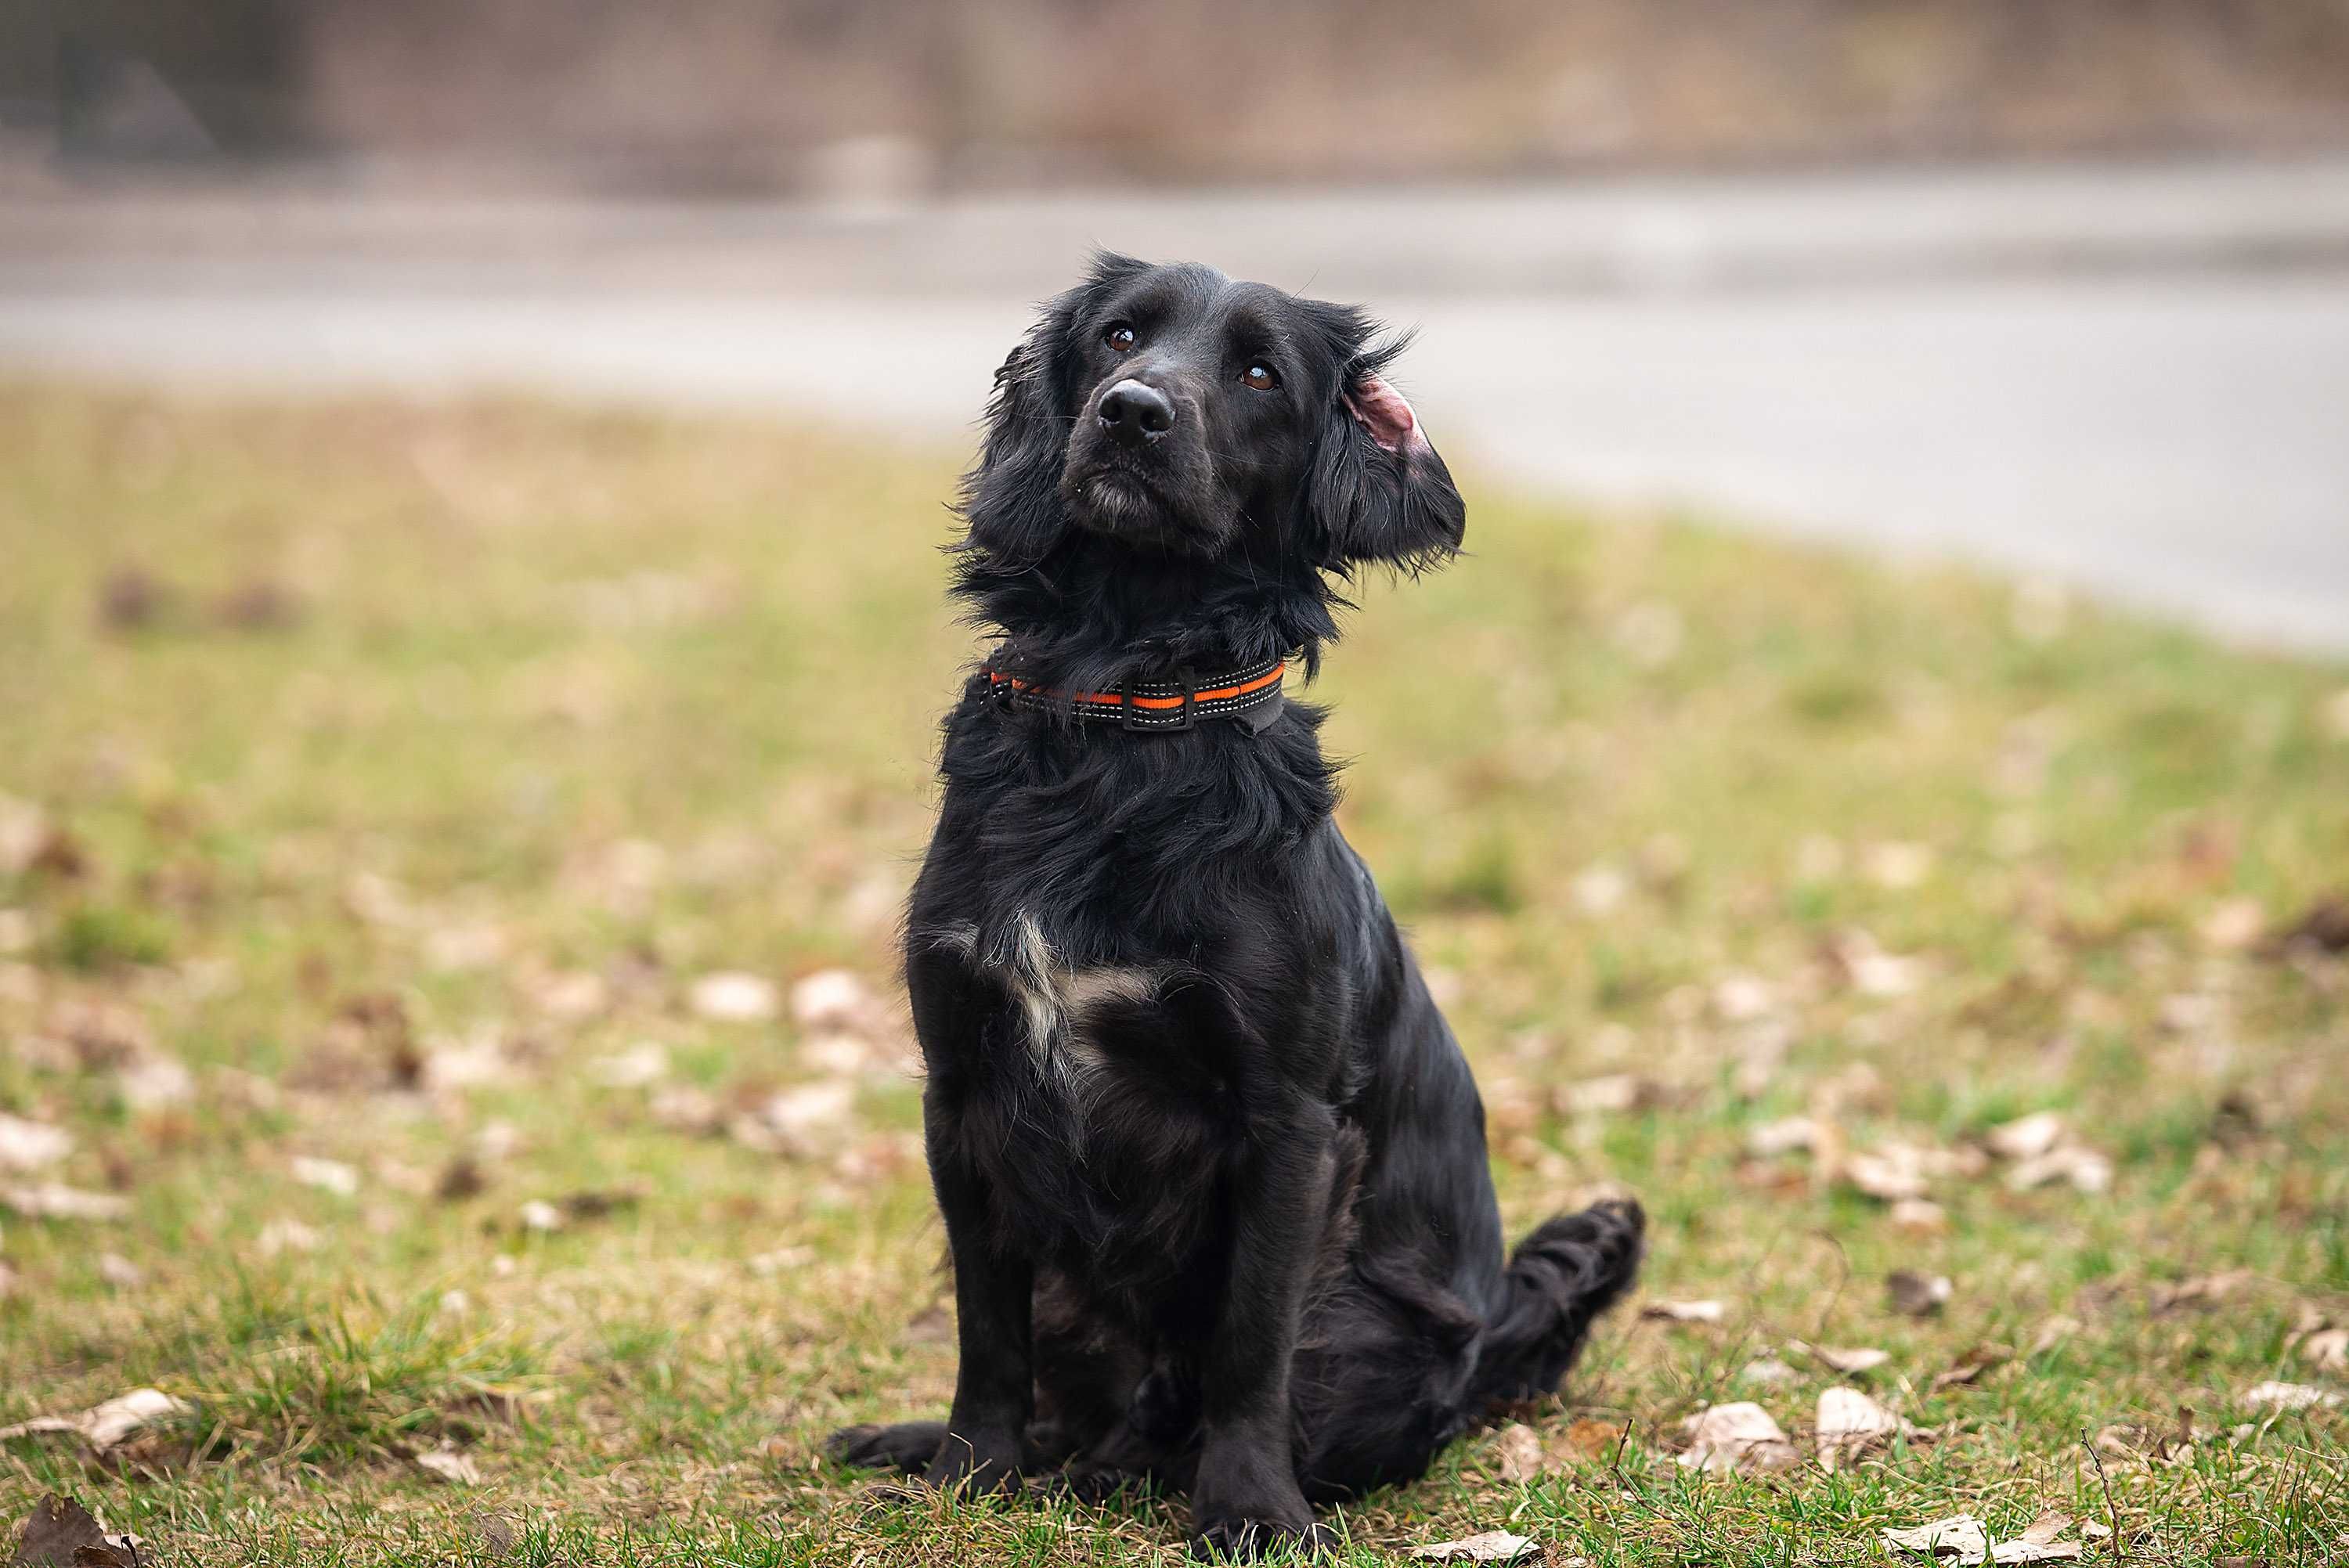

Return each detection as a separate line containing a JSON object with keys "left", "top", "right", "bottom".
{"left": 961, "top": 253, "right": 1149, "bottom": 566}
{"left": 1308, "top": 353, "right": 1466, "bottom": 573}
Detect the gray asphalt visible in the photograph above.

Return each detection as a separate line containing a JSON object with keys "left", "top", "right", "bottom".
{"left": 3, "top": 160, "right": 2345, "bottom": 652}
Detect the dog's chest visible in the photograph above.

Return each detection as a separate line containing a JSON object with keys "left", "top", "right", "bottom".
{"left": 943, "top": 913, "right": 1160, "bottom": 1097}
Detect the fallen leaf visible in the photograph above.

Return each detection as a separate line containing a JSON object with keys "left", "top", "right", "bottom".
{"left": 290, "top": 1155, "right": 360, "bottom": 1197}
{"left": 1959, "top": 1511, "right": 2084, "bottom": 1563}
{"left": 0, "top": 1114, "right": 72, "bottom": 1173}
{"left": 2149, "top": 1269, "right": 2253, "bottom": 1315}
{"left": 1845, "top": 1151, "right": 1931, "bottom": 1203}
{"left": 2199, "top": 898, "right": 2267, "bottom": 950}
{"left": 1892, "top": 1199, "right": 1950, "bottom": 1234}
{"left": 2241, "top": 1380, "right": 2340, "bottom": 1411}
{"left": 529, "top": 968, "right": 610, "bottom": 1021}
{"left": 1571, "top": 863, "right": 1628, "bottom": 915}
{"left": 649, "top": 1084, "right": 726, "bottom": 1136}
{"left": 731, "top": 1081, "right": 857, "bottom": 1159}
{"left": 1795, "top": 1343, "right": 1888, "bottom": 1374}
{"left": 1491, "top": 1422, "right": 1545, "bottom": 1482}
{"left": 421, "top": 1035, "right": 508, "bottom": 1093}
{"left": 789, "top": 968, "right": 875, "bottom": 1032}
{"left": 435, "top": 1156, "right": 486, "bottom": 1201}
{"left": 2297, "top": 1326, "right": 2347, "bottom": 1373}
{"left": 1817, "top": 1384, "right": 1910, "bottom": 1468}
{"left": 1884, "top": 1514, "right": 1990, "bottom": 1563}
{"left": 258, "top": 1218, "right": 321, "bottom": 1255}
{"left": 95, "top": 1254, "right": 143, "bottom": 1289}
{"left": 1407, "top": 1530, "right": 1541, "bottom": 1563}
{"left": 1932, "top": 1344, "right": 2014, "bottom": 1391}
{"left": 2015, "top": 1512, "right": 2072, "bottom": 1548}
{"left": 9, "top": 1493, "right": 140, "bottom": 1567}
{"left": 1889, "top": 1270, "right": 1954, "bottom": 1317}
{"left": 117, "top": 1054, "right": 194, "bottom": 1112}
{"left": 1864, "top": 840, "right": 1936, "bottom": 890}
{"left": 556, "top": 1185, "right": 644, "bottom": 1220}
{"left": 0, "top": 1184, "right": 129, "bottom": 1221}
{"left": 1745, "top": 1116, "right": 1820, "bottom": 1157}
{"left": 691, "top": 971, "right": 779, "bottom": 1022}
{"left": 1640, "top": 1299, "right": 1727, "bottom": 1324}
{"left": 590, "top": 1041, "right": 669, "bottom": 1089}
{"left": 2005, "top": 1144, "right": 2113, "bottom": 1194}
{"left": 1741, "top": 1357, "right": 1798, "bottom": 1386}
{"left": 1561, "top": 1073, "right": 1666, "bottom": 1117}
{"left": 2029, "top": 1315, "right": 2081, "bottom": 1355}
{"left": 1677, "top": 1401, "right": 1799, "bottom": 1474}
{"left": 1557, "top": 1418, "right": 1621, "bottom": 1461}
{"left": 414, "top": 1442, "right": 482, "bottom": 1485}
{"left": 0, "top": 1388, "right": 190, "bottom": 1451}
{"left": 1985, "top": 1112, "right": 2067, "bottom": 1162}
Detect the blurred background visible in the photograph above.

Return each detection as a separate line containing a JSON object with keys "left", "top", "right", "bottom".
{"left": 3, "top": 11, "right": 2348, "bottom": 1560}
{"left": 1, "top": 2, "right": 2347, "bottom": 645}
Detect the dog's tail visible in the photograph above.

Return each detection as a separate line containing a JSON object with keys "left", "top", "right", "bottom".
{"left": 1467, "top": 1197, "right": 1645, "bottom": 1411}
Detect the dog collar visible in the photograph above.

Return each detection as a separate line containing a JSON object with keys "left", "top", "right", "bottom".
{"left": 983, "top": 654, "right": 1287, "bottom": 733}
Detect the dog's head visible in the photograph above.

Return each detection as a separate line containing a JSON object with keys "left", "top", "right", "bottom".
{"left": 962, "top": 254, "right": 1465, "bottom": 578}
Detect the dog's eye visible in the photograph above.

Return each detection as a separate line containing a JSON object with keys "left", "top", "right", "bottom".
{"left": 1241, "top": 363, "right": 1279, "bottom": 391}
{"left": 1105, "top": 324, "right": 1136, "bottom": 352}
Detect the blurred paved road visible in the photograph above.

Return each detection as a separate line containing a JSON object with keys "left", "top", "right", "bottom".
{"left": 3, "top": 159, "right": 2346, "bottom": 651}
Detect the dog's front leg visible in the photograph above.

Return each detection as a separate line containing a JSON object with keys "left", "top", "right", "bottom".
{"left": 1188, "top": 1110, "right": 1340, "bottom": 1560}
{"left": 921, "top": 1112, "right": 1034, "bottom": 1483}
{"left": 921, "top": 1085, "right": 1035, "bottom": 1495}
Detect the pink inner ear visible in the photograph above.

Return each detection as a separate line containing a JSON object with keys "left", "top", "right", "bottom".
{"left": 1344, "top": 375, "right": 1431, "bottom": 457}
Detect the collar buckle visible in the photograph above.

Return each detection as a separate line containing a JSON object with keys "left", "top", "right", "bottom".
{"left": 1119, "top": 674, "right": 1197, "bottom": 732}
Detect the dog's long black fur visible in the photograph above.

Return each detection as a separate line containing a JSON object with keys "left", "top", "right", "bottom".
{"left": 828, "top": 255, "right": 1643, "bottom": 1558}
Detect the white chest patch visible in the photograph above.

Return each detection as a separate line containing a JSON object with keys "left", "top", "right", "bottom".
{"left": 942, "top": 914, "right": 1156, "bottom": 1096}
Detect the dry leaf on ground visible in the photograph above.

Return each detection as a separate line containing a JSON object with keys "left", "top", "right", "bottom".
{"left": 258, "top": 1218, "right": 321, "bottom": 1255}
{"left": 2295, "top": 1326, "right": 2347, "bottom": 1373}
{"left": 2149, "top": 1269, "right": 2253, "bottom": 1315}
{"left": 1490, "top": 1422, "right": 1545, "bottom": 1482}
{"left": 1741, "top": 1357, "right": 1798, "bottom": 1386}
{"left": 2006, "top": 1144, "right": 2113, "bottom": 1194}
{"left": 9, "top": 1493, "right": 141, "bottom": 1567}
{"left": 1677, "top": 1402, "right": 1799, "bottom": 1474}
{"left": 118, "top": 1054, "right": 194, "bottom": 1111}
{"left": 2241, "top": 1380, "right": 2340, "bottom": 1411}
{"left": 1640, "top": 1299, "right": 1727, "bottom": 1324}
{"left": 414, "top": 1442, "right": 482, "bottom": 1485}
{"left": 1746, "top": 1116, "right": 1820, "bottom": 1157}
{"left": 290, "top": 1156, "right": 360, "bottom": 1196}
{"left": 1889, "top": 1270, "right": 1954, "bottom": 1316}
{"left": 0, "top": 1113, "right": 72, "bottom": 1173}
{"left": 1985, "top": 1112, "right": 2067, "bottom": 1161}
{"left": 0, "top": 1183, "right": 129, "bottom": 1221}
{"left": 731, "top": 1081, "right": 857, "bottom": 1159}
{"left": 1990, "top": 1512, "right": 2085, "bottom": 1563}
{"left": 690, "top": 971, "right": 779, "bottom": 1022}
{"left": 1885, "top": 1514, "right": 1991, "bottom": 1562}
{"left": 590, "top": 1041, "right": 669, "bottom": 1089}
{"left": 0, "top": 1387, "right": 190, "bottom": 1451}
{"left": 1407, "top": 1530, "right": 1541, "bottom": 1563}
{"left": 1802, "top": 1343, "right": 1891, "bottom": 1374}
{"left": 1816, "top": 1385, "right": 1926, "bottom": 1469}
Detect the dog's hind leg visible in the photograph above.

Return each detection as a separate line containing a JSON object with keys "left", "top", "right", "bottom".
{"left": 824, "top": 1420, "right": 950, "bottom": 1475}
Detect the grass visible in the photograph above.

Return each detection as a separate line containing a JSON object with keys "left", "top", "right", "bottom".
{"left": 1, "top": 381, "right": 2345, "bottom": 1566}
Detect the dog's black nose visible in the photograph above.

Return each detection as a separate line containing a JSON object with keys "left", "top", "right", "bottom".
{"left": 1098, "top": 380, "right": 1174, "bottom": 446}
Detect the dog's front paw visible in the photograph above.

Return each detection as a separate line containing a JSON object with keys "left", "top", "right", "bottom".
{"left": 1188, "top": 1512, "right": 1339, "bottom": 1561}
{"left": 920, "top": 1429, "right": 1023, "bottom": 1496}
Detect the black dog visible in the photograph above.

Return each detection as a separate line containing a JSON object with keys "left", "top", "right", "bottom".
{"left": 829, "top": 254, "right": 1643, "bottom": 1558}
